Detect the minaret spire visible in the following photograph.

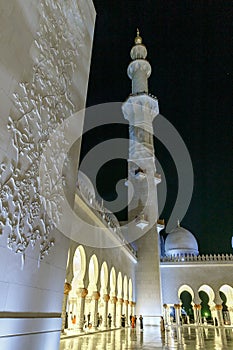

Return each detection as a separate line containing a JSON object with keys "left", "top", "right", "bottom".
{"left": 135, "top": 28, "right": 142, "bottom": 44}
{"left": 127, "top": 29, "right": 151, "bottom": 94}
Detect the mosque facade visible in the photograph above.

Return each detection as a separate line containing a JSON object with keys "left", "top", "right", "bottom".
{"left": 0, "top": 1, "right": 232, "bottom": 349}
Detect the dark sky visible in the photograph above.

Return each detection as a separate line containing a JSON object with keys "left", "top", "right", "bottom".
{"left": 80, "top": 0, "right": 232, "bottom": 254}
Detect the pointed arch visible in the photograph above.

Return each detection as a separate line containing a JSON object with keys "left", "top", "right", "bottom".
{"left": 198, "top": 284, "right": 215, "bottom": 303}
{"left": 110, "top": 267, "right": 116, "bottom": 297}
{"left": 178, "top": 284, "right": 194, "bottom": 301}
{"left": 128, "top": 278, "right": 133, "bottom": 301}
{"left": 117, "top": 272, "right": 122, "bottom": 298}
{"left": 100, "top": 261, "right": 108, "bottom": 294}
{"left": 123, "top": 275, "right": 128, "bottom": 300}
{"left": 219, "top": 285, "right": 233, "bottom": 305}
{"left": 88, "top": 254, "right": 99, "bottom": 292}
{"left": 72, "top": 245, "right": 86, "bottom": 288}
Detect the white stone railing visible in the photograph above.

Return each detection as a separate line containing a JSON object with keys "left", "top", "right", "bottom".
{"left": 76, "top": 180, "right": 137, "bottom": 259}
{"left": 160, "top": 253, "right": 233, "bottom": 263}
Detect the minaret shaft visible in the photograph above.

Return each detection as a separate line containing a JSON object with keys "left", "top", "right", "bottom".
{"left": 122, "top": 30, "right": 163, "bottom": 324}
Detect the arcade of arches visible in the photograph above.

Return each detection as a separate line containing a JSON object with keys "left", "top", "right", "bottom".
{"left": 163, "top": 284, "right": 233, "bottom": 328}
{"left": 61, "top": 245, "right": 135, "bottom": 334}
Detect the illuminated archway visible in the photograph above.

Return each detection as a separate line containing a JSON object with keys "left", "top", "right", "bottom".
{"left": 178, "top": 284, "right": 194, "bottom": 301}
{"left": 72, "top": 245, "right": 86, "bottom": 288}
{"left": 219, "top": 285, "right": 233, "bottom": 305}
{"left": 219, "top": 285, "right": 233, "bottom": 325}
{"left": 100, "top": 261, "right": 108, "bottom": 294}
{"left": 88, "top": 254, "right": 99, "bottom": 293}
{"left": 198, "top": 285, "right": 215, "bottom": 303}
{"left": 117, "top": 272, "right": 122, "bottom": 298}
{"left": 128, "top": 279, "right": 133, "bottom": 302}
{"left": 177, "top": 285, "right": 195, "bottom": 323}
{"left": 198, "top": 285, "right": 215, "bottom": 320}
{"left": 110, "top": 267, "right": 116, "bottom": 297}
{"left": 98, "top": 261, "right": 109, "bottom": 324}
{"left": 123, "top": 275, "right": 128, "bottom": 300}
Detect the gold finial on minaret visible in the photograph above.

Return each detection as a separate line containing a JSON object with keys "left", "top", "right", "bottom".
{"left": 135, "top": 28, "right": 142, "bottom": 45}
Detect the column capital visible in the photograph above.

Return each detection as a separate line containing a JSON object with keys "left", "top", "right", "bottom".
{"left": 215, "top": 304, "right": 223, "bottom": 311}
{"left": 76, "top": 288, "right": 88, "bottom": 298}
{"left": 64, "top": 282, "right": 72, "bottom": 295}
{"left": 174, "top": 304, "right": 181, "bottom": 309}
{"left": 193, "top": 304, "right": 202, "bottom": 310}
{"left": 163, "top": 304, "right": 168, "bottom": 309}
{"left": 111, "top": 296, "right": 118, "bottom": 304}
{"left": 92, "top": 291, "right": 100, "bottom": 300}
{"left": 124, "top": 300, "right": 129, "bottom": 305}
{"left": 103, "top": 294, "right": 110, "bottom": 302}
{"left": 118, "top": 298, "right": 123, "bottom": 304}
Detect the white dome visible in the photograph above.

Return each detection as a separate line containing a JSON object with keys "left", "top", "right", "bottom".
{"left": 165, "top": 225, "right": 199, "bottom": 256}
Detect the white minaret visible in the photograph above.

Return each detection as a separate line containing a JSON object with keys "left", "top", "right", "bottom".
{"left": 122, "top": 30, "right": 163, "bottom": 325}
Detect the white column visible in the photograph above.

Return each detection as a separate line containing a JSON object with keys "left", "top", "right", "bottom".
{"left": 102, "top": 294, "right": 110, "bottom": 328}
{"left": 61, "top": 282, "right": 72, "bottom": 333}
{"left": 129, "top": 301, "right": 133, "bottom": 325}
{"left": 193, "top": 304, "right": 202, "bottom": 325}
{"left": 76, "top": 288, "right": 88, "bottom": 332}
{"left": 124, "top": 300, "right": 129, "bottom": 326}
{"left": 117, "top": 298, "right": 123, "bottom": 327}
{"left": 163, "top": 304, "right": 171, "bottom": 326}
{"left": 228, "top": 306, "right": 233, "bottom": 325}
{"left": 215, "top": 304, "right": 224, "bottom": 326}
{"left": 111, "top": 296, "right": 117, "bottom": 327}
{"left": 68, "top": 296, "right": 76, "bottom": 329}
{"left": 92, "top": 291, "right": 100, "bottom": 330}
{"left": 174, "top": 304, "right": 181, "bottom": 326}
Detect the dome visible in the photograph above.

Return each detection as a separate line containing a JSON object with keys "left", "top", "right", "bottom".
{"left": 165, "top": 224, "right": 199, "bottom": 256}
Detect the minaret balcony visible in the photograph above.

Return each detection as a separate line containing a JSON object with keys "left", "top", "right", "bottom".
{"left": 134, "top": 167, "right": 146, "bottom": 180}
{"left": 135, "top": 214, "right": 149, "bottom": 230}
{"left": 154, "top": 172, "right": 161, "bottom": 185}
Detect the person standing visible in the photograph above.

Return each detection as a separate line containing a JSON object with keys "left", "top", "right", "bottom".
{"left": 97, "top": 312, "right": 100, "bottom": 327}
{"left": 131, "top": 315, "right": 135, "bottom": 328}
{"left": 121, "top": 314, "right": 126, "bottom": 327}
{"left": 87, "top": 312, "right": 91, "bottom": 326}
{"left": 139, "top": 315, "right": 143, "bottom": 331}
{"left": 108, "top": 313, "right": 112, "bottom": 328}
{"left": 160, "top": 316, "right": 165, "bottom": 332}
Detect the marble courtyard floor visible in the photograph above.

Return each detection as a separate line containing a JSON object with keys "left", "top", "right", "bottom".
{"left": 60, "top": 325, "right": 233, "bottom": 349}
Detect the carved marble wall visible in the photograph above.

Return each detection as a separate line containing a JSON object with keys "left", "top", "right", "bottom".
{"left": 0, "top": 0, "right": 95, "bottom": 268}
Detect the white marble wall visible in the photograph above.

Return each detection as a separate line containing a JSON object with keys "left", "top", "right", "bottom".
{"left": 161, "top": 262, "right": 233, "bottom": 304}
{"left": 0, "top": 0, "right": 95, "bottom": 349}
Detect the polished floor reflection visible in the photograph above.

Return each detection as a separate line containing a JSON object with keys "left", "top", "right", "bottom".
{"left": 60, "top": 326, "right": 233, "bottom": 350}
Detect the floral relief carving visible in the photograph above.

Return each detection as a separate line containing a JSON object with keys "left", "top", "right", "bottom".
{"left": 0, "top": 0, "right": 85, "bottom": 267}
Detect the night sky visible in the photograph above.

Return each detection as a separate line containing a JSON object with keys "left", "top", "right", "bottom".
{"left": 80, "top": 1, "right": 232, "bottom": 254}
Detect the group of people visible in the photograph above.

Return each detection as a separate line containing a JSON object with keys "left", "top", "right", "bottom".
{"left": 86, "top": 312, "right": 112, "bottom": 328}
{"left": 66, "top": 310, "right": 166, "bottom": 333}
{"left": 130, "top": 314, "right": 144, "bottom": 330}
